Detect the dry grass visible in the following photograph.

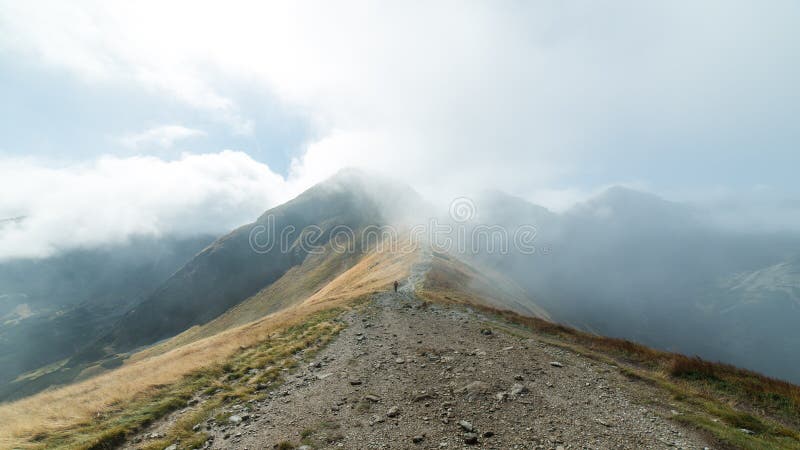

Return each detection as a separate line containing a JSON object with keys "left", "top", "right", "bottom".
{"left": 0, "top": 245, "right": 414, "bottom": 449}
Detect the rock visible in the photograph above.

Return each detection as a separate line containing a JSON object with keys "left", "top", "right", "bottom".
{"left": 596, "top": 418, "right": 613, "bottom": 427}
{"left": 464, "top": 433, "right": 479, "bottom": 445}
{"left": 458, "top": 381, "right": 490, "bottom": 397}
{"left": 458, "top": 420, "right": 474, "bottom": 432}
{"left": 510, "top": 383, "right": 528, "bottom": 396}
{"left": 229, "top": 415, "right": 243, "bottom": 424}
{"left": 349, "top": 379, "right": 363, "bottom": 385}
{"left": 387, "top": 406, "right": 400, "bottom": 417}
{"left": 494, "top": 391, "right": 508, "bottom": 401}
{"left": 192, "top": 423, "right": 202, "bottom": 432}
{"left": 412, "top": 435, "right": 425, "bottom": 444}
{"left": 298, "top": 446, "right": 312, "bottom": 450}
{"left": 412, "top": 392, "right": 434, "bottom": 402}
{"left": 480, "top": 328, "right": 493, "bottom": 335}
{"left": 364, "top": 394, "right": 381, "bottom": 402}
{"left": 164, "top": 445, "right": 177, "bottom": 450}
{"left": 514, "top": 374, "right": 524, "bottom": 381}
{"left": 395, "top": 357, "right": 406, "bottom": 364}
{"left": 482, "top": 431, "right": 494, "bottom": 438}
{"left": 549, "top": 361, "right": 564, "bottom": 367}
{"left": 740, "top": 428, "right": 755, "bottom": 435}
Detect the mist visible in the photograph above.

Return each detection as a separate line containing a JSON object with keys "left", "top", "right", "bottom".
{"left": 460, "top": 188, "right": 800, "bottom": 382}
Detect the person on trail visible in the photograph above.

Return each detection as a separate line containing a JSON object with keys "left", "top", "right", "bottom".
{"left": 393, "top": 280, "right": 399, "bottom": 292}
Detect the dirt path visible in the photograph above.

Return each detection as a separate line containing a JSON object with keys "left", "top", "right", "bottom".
{"left": 190, "top": 289, "right": 714, "bottom": 450}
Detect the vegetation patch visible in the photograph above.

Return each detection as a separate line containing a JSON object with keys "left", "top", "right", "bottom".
{"left": 7, "top": 308, "right": 347, "bottom": 450}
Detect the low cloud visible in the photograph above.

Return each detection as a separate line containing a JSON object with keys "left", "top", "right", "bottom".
{"left": 0, "top": 151, "right": 307, "bottom": 260}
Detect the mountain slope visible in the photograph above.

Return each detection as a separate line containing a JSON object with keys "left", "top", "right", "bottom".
{"left": 0, "top": 235, "right": 213, "bottom": 396}
{"left": 77, "top": 170, "right": 421, "bottom": 361}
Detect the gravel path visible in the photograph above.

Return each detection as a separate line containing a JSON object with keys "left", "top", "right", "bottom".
{"left": 197, "top": 289, "right": 714, "bottom": 450}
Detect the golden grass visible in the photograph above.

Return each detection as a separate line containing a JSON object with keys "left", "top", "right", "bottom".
{"left": 0, "top": 245, "right": 414, "bottom": 449}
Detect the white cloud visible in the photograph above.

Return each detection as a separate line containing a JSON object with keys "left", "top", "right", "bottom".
{"left": 0, "top": 151, "right": 299, "bottom": 260}
{"left": 120, "top": 125, "right": 206, "bottom": 150}
{"left": 3, "top": 1, "right": 796, "bottom": 188}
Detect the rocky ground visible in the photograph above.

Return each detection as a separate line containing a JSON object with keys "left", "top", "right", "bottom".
{"left": 141, "top": 285, "right": 716, "bottom": 450}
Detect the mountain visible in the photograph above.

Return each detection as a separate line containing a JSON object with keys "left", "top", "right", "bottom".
{"left": 74, "top": 170, "right": 423, "bottom": 360}
{"left": 0, "top": 235, "right": 213, "bottom": 392}
{"left": 1, "top": 177, "right": 799, "bottom": 450}
{"left": 1, "top": 233, "right": 797, "bottom": 450}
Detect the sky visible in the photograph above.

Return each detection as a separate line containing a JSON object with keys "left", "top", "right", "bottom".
{"left": 1, "top": 1, "right": 799, "bottom": 259}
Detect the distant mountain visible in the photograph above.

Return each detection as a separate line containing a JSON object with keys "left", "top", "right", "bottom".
{"left": 469, "top": 186, "right": 800, "bottom": 382}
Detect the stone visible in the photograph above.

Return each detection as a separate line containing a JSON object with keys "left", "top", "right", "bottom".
{"left": 510, "top": 383, "right": 528, "bottom": 396}
{"left": 464, "top": 433, "right": 479, "bottom": 445}
{"left": 549, "top": 361, "right": 564, "bottom": 367}
{"left": 229, "top": 415, "right": 243, "bottom": 424}
{"left": 458, "top": 420, "right": 474, "bottom": 432}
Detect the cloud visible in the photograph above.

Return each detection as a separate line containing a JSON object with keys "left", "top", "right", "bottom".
{"left": 0, "top": 1, "right": 798, "bottom": 254}
{"left": 0, "top": 151, "right": 301, "bottom": 260}
{"left": 119, "top": 125, "right": 206, "bottom": 150}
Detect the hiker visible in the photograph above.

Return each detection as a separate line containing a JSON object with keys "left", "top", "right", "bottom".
{"left": 393, "top": 280, "right": 399, "bottom": 292}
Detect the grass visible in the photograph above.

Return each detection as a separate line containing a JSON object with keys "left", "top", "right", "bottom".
{"left": 11, "top": 307, "right": 345, "bottom": 450}
{"left": 0, "top": 244, "right": 414, "bottom": 449}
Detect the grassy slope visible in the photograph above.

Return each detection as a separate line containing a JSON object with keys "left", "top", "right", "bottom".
{"left": 0, "top": 246, "right": 414, "bottom": 449}
{"left": 129, "top": 242, "right": 364, "bottom": 361}
{"left": 420, "top": 251, "right": 800, "bottom": 450}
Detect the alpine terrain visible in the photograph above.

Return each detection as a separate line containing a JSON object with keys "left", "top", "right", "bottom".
{"left": 0, "top": 172, "right": 798, "bottom": 450}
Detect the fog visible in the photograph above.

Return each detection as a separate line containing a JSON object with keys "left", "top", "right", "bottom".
{"left": 2, "top": 1, "right": 800, "bottom": 260}
{"left": 462, "top": 188, "right": 800, "bottom": 382}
